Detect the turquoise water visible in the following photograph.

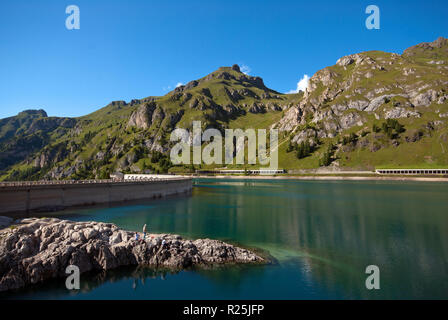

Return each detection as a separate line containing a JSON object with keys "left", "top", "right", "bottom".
{"left": 3, "top": 178, "right": 448, "bottom": 299}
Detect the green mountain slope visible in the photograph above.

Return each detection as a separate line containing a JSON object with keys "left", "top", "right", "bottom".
{"left": 275, "top": 37, "right": 448, "bottom": 170}
{"left": 1, "top": 38, "right": 447, "bottom": 180}
{"left": 0, "top": 110, "right": 76, "bottom": 176}
{"left": 0, "top": 65, "right": 301, "bottom": 180}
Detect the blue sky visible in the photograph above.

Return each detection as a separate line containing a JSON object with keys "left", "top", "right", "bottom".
{"left": 0, "top": 0, "right": 447, "bottom": 119}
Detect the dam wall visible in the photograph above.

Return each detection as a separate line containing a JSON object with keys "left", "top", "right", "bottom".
{"left": 0, "top": 178, "right": 192, "bottom": 215}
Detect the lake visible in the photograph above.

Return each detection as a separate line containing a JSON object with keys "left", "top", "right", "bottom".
{"left": 2, "top": 178, "right": 448, "bottom": 299}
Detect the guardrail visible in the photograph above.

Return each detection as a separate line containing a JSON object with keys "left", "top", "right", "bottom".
{"left": 0, "top": 177, "right": 191, "bottom": 188}
{"left": 375, "top": 169, "right": 448, "bottom": 175}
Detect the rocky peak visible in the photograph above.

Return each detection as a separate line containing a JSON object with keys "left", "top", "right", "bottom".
{"left": 109, "top": 100, "right": 128, "bottom": 108}
{"left": 172, "top": 66, "right": 273, "bottom": 95}
{"left": 403, "top": 37, "right": 448, "bottom": 58}
{"left": 18, "top": 109, "right": 48, "bottom": 118}
{"left": 433, "top": 36, "right": 448, "bottom": 48}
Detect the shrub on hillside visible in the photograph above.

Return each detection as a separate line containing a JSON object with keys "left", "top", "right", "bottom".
{"left": 381, "top": 119, "right": 405, "bottom": 139}
{"left": 319, "top": 143, "right": 335, "bottom": 167}
{"left": 296, "top": 141, "right": 312, "bottom": 159}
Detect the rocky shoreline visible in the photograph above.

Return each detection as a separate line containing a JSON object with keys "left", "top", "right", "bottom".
{"left": 0, "top": 217, "right": 264, "bottom": 292}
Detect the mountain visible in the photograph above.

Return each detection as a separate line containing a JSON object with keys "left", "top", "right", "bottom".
{"left": 275, "top": 37, "right": 448, "bottom": 170}
{"left": 1, "top": 38, "right": 447, "bottom": 180}
{"left": 0, "top": 65, "right": 301, "bottom": 180}
{"left": 0, "top": 110, "right": 76, "bottom": 176}
{"left": 125, "top": 64, "right": 299, "bottom": 132}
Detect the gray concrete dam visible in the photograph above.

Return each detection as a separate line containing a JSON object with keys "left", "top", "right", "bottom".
{"left": 0, "top": 178, "right": 192, "bottom": 215}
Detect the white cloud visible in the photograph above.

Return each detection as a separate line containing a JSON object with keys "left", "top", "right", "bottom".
{"left": 240, "top": 64, "right": 251, "bottom": 75}
{"left": 163, "top": 82, "right": 184, "bottom": 91}
{"left": 287, "top": 74, "right": 310, "bottom": 94}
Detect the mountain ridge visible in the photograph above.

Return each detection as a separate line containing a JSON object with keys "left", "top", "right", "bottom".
{"left": 1, "top": 37, "right": 447, "bottom": 180}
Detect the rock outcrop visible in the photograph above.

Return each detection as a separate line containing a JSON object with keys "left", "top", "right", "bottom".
{"left": 384, "top": 107, "right": 421, "bottom": 119}
{"left": 0, "top": 218, "right": 264, "bottom": 292}
{"left": 403, "top": 37, "right": 448, "bottom": 58}
{"left": 127, "top": 102, "right": 157, "bottom": 129}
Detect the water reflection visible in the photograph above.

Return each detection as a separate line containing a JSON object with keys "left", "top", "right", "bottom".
{"left": 1, "top": 263, "right": 273, "bottom": 300}
{"left": 5, "top": 179, "right": 448, "bottom": 299}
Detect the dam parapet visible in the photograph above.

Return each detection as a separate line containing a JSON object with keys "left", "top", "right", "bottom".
{"left": 0, "top": 177, "right": 192, "bottom": 215}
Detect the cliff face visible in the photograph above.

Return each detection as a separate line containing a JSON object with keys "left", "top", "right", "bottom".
{"left": 0, "top": 217, "right": 264, "bottom": 292}
{"left": 0, "top": 38, "right": 447, "bottom": 178}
